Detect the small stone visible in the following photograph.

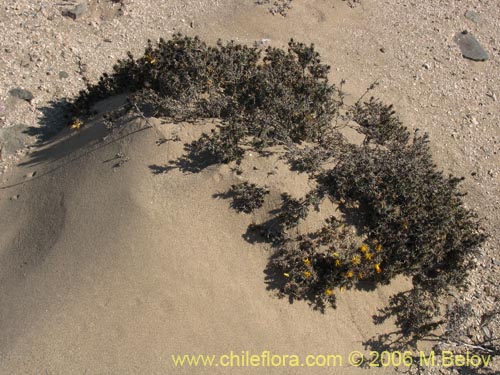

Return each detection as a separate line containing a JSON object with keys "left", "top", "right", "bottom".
{"left": 486, "top": 92, "right": 497, "bottom": 101}
{"left": 62, "top": 3, "right": 89, "bottom": 20}
{"left": 25, "top": 171, "right": 36, "bottom": 178}
{"left": 0, "top": 124, "right": 30, "bottom": 156}
{"left": 471, "top": 117, "right": 479, "bottom": 125}
{"left": 454, "top": 31, "right": 489, "bottom": 61}
{"left": 465, "top": 10, "right": 480, "bottom": 24}
{"left": 59, "top": 71, "right": 69, "bottom": 79}
{"left": 10, "top": 194, "right": 19, "bottom": 201}
{"left": 485, "top": 285, "right": 492, "bottom": 295}
{"left": 482, "top": 326, "right": 491, "bottom": 338}
{"left": 103, "top": 38, "right": 112, "bottom": 43}
{"left": 380, "top": 47, "right": 385, "bottom": 53}
{"left": 423, "top": 63, "right": 430, "bottom": 70}
{"left": 9, "top": 87, "right": 34, "bottom": 102}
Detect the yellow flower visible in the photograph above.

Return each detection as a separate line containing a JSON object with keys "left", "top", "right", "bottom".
{"left": 374, "top": 263, "right": 382, "bottom": 274}
{"left": 352, "top": 255, "right": 361, "bottom": 265}
{"left": 359, "top": 244, "right": 369, "bottom": 253}
{"left": 70, "top": 119, "right": 83, "bottom": 130}
{"left": 303, "top": 258, "right": 311, "bottom": 266}
{"left": 358, "top": 272, "right": 364, "bottom": 279}
{"left": 283, "top": 273, "right": 290, "bottom": 278}
{"left": 376, "top": 244, "right": 383, "bottom": 252}
{"left": 346, "top": 271, "right": 354, "bottom": 278}
{"left": 402, "top": 220, "right": 409, "bottom": 230}
{"left": 324, "top": 289, "right": 334, "bottom": 296}
{"left": 145, "top": 54, "right": 156, "bottom": 64}
{"left": 364, "top": 252, "right": 373, "bottom": 261}
{"left": 303, "top": 271, "right": 312, "bottom": 278}
{"left": 335, "top": 259, "right": 342, "bottom": 267}
{"left": 332, "top": 252, "right": 339, "bottom": 258}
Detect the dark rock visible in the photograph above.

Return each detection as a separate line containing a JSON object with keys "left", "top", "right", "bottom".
{"left": 62, "top": 3, "right": 89, "bottom": 20}
{"left": 0, "top": 124, "right": 30, "bottom": 156}
{"left": 454, "top": 31, "right": 489, "bottom": 61}
{"left": 9, "top": 87, "right": 33, "bottom": 102}
{"left": 59, "top": 71, "right": 69, "bottom": 79}
{"left": 465, "top": 10, "right": 480, "bottom": 24}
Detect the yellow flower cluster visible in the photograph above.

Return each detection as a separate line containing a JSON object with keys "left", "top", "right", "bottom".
{"left": 351, "top": 255, "right": 361, "bottom": 265}
{"left": 145, "top": 54, "right": 157, "bottom": 65}
{"left": 70, "top": 119, "right": 83, "bottom": 130}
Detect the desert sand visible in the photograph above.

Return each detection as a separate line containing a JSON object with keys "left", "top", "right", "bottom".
{"left": 1, "top": 106, "right": 406, "bottom": 374}
{"left": 0, "top": 1, "right": 498, "bottom": 374}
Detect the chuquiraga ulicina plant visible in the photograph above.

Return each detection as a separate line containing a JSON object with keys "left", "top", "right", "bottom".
{"left": 71, "top": 34, "right": 486, "bottom": 337}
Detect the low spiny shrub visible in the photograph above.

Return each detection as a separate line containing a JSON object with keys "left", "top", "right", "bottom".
{"left": 72, "top": 35, "right": 486, "bottom": 336}
{"left": 226, "top": 182, "right": 270, "bottom": 214}
{"left": 73, "top": 34, "right": 340, "bottom": 162}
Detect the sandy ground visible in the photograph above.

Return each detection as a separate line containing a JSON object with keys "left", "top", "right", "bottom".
{"left": 0, "top": 111, "right": 406, "bottom": 374}
{"left": 0, "top": 0, "right": 499, "bottom": 374}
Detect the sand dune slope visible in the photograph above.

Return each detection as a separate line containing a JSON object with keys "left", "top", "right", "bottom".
{"left": 0, "top": 115, "right": 404, "bottom": 374}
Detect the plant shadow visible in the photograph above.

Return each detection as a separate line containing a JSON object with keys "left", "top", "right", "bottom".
{"left": 149, "top": 144, "right": 217, "bottom": 174}
{"left": 22, "top": 99, "right": 72, "bottom": 145}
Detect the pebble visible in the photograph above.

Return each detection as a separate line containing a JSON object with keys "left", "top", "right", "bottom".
{"left": 486, "top": 92, "right": 497, "bottom": 102}
{"left": 9, "top": 87, "right": 33, "bottom": 102}
{"left": 10, "top": 194, "right": 20, "bottom": 201}
{"left": 0, "top": 124, "right": 30, "bottom": 157}
{"left": 62, "top": 3, "right": 89, "bottom": 20}
{"left": 59, "top": 71, "right": 69, "bottom": 79}
{"left": 482, "top": 326, "right": 491, "bottom": 338}
{"left": 454, "top": 31, "right": 489, "bottom": 61}
{"left": 465, "top": 10, "right": 480, "bottom": 24}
